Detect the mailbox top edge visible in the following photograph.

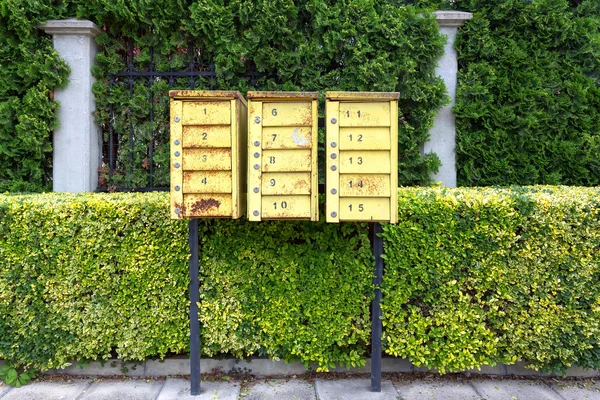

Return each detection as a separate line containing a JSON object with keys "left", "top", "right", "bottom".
{"left": 169, "top": 90, "right": 247, "bottom": 106}
{"left": 326, "top": 91, "right": 400, "bottom": 101}
{"left": 247, "top": 91, "right": 318, "bottom": 101}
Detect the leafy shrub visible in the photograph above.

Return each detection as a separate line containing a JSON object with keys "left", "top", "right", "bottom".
{"left": 453, "top": 0, "right": 600, "bottom": 186}
{"left": 382, "top": 186, "right": 600, "bottom": 374}
{"left": 0, "top": 192, "right": 372, "bottom": 371}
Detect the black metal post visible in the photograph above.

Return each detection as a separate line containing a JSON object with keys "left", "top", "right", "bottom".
{"left": 189, "top": 219, "right": 201, "bottom": 395}
{"left": 371, "top": 222, "right": 383, "bottom": 392}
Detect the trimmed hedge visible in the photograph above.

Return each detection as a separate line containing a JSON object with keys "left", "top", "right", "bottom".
{"left": 382, "top": 186, "right": 600, "bottom": 374}
{"left": 0, "top": 193, "right": 372, "bottom": 371}
{"left": 1, "top": 187, "right": 600, "bottom": 374}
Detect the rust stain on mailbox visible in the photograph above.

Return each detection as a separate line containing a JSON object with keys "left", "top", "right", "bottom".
{"left": 326, "top": 92, "right": 399, "bottom": 224}
{"left": 247, "top": 92, "right": 319, "bottom": 221}
{"left": 170, "top": 90, "right": 247, "bottom": 219}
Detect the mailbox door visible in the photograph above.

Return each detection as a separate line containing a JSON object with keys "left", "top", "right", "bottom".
{"left": 248, "top": 94, "right": 318, "bottom": 221}
{"left": 326, "top": 94, "right": 398, "bottom": 223}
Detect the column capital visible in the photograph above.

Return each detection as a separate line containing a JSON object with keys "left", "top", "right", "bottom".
{"left": 433, "top": 11, "right": 473, "bottom": 28}
{"left": 39, "top": 18, "right": 101, "bottom": 37}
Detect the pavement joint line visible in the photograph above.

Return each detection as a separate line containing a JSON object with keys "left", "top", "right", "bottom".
{"left": 74, "top": 379, "right": 94, "bottom": 400}
{"left": 313, "top": 379, "right": 319, "bottom": 400}
{"left": 467, "top": 380, "right": 485, "bottom": 399}
{"left": 150, "top": 378, "right": 167, "bottom": 400}
{"left": 545, "top": 380, "right": 569, "bottom": 400}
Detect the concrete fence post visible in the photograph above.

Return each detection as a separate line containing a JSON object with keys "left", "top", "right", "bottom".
{"left": 424, "top": 11, "right": 473, "bottom": 188}
{"left": 39, "top": 19, "right": 101, "bottom": 192}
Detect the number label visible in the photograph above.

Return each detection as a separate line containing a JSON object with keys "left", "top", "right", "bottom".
{"left": 272, "top": 134, "right": 277, "bottom": 142}
{"left": 349, "top": 157, "right": 363, "bottom": 165}
{"left": 348, "top": 204, "right": 365, "bottom": 212}
{"left": 272, "top": 108, "right": 278, "bottom": 116}
{"left": 270, "top": 179, "right": 276, "bottom": 186}
{"left": 349, "top": 134, "right": 363, "bottom": 142}
{"left": 273, "top": 201, "right": 288, "bottom": 209}
{"left": 203, "top": 108, "right": 207, "bottom": 114}
{"left": 269, "top": 156, "right": 276, "bottom": 164}
{"left": 202, "top": 132, "right": 208, "bottom": 141}
{"left": 201, "top": 177, "right": 207, "bottom": 184}
{"left": 349, "top": 180, "right": 363, "bottom": 188}
{"left": 345, "top": 110, "right": 361, "bottom": 118}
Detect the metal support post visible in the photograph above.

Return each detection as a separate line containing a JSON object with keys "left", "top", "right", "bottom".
{"left": 371, "top": 222, "right": 383, "bottom": 392}
{"left": 189, "top": 219, "right": 201, "bottom": 395}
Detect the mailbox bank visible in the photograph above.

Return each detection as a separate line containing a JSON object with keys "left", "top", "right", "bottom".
{"left": 169, "top": 90, "right": 248, "bottom": 219}
{"left": 326, "top": 92, "right": 399, "bottom": 223}
{"left": 247, "top": 92, "right": 319, "bottom": 221}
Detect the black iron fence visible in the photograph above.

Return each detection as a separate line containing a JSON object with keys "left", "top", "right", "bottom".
{"left": 99, "top": 39, "right": 263, "bottom": 191}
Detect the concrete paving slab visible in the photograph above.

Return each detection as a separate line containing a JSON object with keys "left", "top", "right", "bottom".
{"left": 0, "top": 382, "right": 12, "bottom": 398}
{"left": 394, "top": 379, "right": 481, "bottom": 400}
{"left": 315, "top": 379, "right": 399, "bottom": 400}
{"left": 470, "top": 379, "right": 561, "bottom": 400}
{"left": 1, "top": 378, "right": 90, "bottom": 400}
{"left": 80, "top": 378, "right": 164, "bottom": 400}
{"left": 551, "top": 380, "right": 600, "bottom": 400}
{"left": 155, "top": 378, "right": 239, "bottom": 400}
{"left": 240, "top": 379, "right": 315, "bottom": 400}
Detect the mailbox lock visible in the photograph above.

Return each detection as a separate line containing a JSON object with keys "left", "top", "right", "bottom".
{"left": 174, "top": 151, "right": 181, "bottom": 157}
{"left": 331, "top": 118, "right": 337, "bottom": 124}
{"left": 330, "top": 153, "right": 337, "bottom": 159}
{"left": 331, "top": 212, "right": 337, "bottom": 218}
{"left": 254, "top": 164, "right": 260, "bottom": 170}
{"left": 175, "top": 208, "right": 181, "bottom": 214}
{"left": 331, "top": 165, "right": 337, "bottom": 171}
{"left": 174, "top": 140, "right": 180, "bottom": 145}
{"left": 331, "top": 189, "right": 337, "bottom": 194}
{"left": 253, "top": 187, "right": 260, "bottom": 193}
{"left": 253, "top": 210, "right": 260, "bottom": 216}
{"left": 254, "top": 117, "right": 261, "bottom": 124}
{"left": 254, "top": 152, "right": 260, "bottom": 158}
{"left": 254, "top": 141, "right": 260, "bottom": 147}
{"left": 331, "top": 142, "right": 337, "bottom": 148}
{"left": 174, "top": 116, "right": 180, "bottom": 123}
{"left": 175, "top": 185, "right": 181, "bottom": 191}
{"left": 174, "top": 162, "right": 181, "bottom": 168}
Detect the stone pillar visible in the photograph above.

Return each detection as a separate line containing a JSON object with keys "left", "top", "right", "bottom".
{"left": 424, "top": 11, "right": 472, "bottom": 187}
{"left": 39, "top": 19, "right": 101, "bottom": 192}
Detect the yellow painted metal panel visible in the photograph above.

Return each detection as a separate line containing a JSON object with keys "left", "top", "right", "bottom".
{"left": 261, "top": 195, "right": 311, "bottom": 219}
{"left": 339, "top": 198, "right": 390, "bottom": 221}
{"left": 261, "top": 102, "right": 312, "bottom": 126}
{"left": 247, "top": 100, "right": 263, "bottom": 221}
{"left": 183, "top": 125, "right": 231, "bottom": 148}
{"left": 310, "top": 99, "right": 319, "bottom": 221}
{"left": 339, "top": 174, "right": 391, "bottom": 197}
{"left": 326, "top": 100, "right": 340, "bottom": 223}
{"left": 170, "top": 90, "right": 246, "bottom": 107}
{"left": 182, "top": 101, "right": 230, "bottom": 125}
{"left": 326, "top": 91, "right": 399, "bottom": 101}
{"left": 339, "top": 127, "right": 391, "bottom": 150}
{"left": 183, "top": 194, "right": 232, "bottom": 217}
{"left": 261, "top": 127, "right": 312, "bottom": 149}
{"left": 182, "top": 148, "right": 232, "bottom": 171}
{"left": 261, "top": 172, "right": 310, "bottom": 195}
{"left": 170, "top": 99, "right": 184, "bottom": 219}
{"left": 233, "top": 97, "right": 248, "bottom": 219}
{"left": 261, "top": 149, "right": 311, "bottom": 172}
{"left": 390, "top": 100, "right": 399, "bottom": 224}
{"left": 339, "top": 151, "right": 390, "bottom": 173}
{"left": 339, "top": 102, "right": 390, "bottom": 127}
{"left": 183, "top": 171, "right": 232, "bottom": 193}
{"left": 248, "top": 91, "right": 318, "bottom": 101}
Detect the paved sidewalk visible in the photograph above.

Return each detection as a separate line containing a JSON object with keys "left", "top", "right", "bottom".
{"left": 0, "top": 375, "right": 599, "bottom": 400}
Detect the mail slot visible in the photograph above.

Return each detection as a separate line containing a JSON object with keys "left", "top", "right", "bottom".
{"left": 170, "top": 90, "right": 247, "bottom": 219}
{"left": 326, "top": 92, "right": 399, "bottom": 223}
{"left": 247, "top": 92, "right": 319, "bottom": 221}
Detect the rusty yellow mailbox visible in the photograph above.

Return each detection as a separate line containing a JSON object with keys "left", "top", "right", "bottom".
{"left": 326, "top": 92, "right": 399, "bottom": 223}
{"left": 247, "top": 92, "right": 318, "bottom": 221}
{"left": 170, "top": 90, "right": 247, "bottom": 219}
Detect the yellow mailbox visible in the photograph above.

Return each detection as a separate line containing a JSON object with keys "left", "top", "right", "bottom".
{"left": 326, "top": 92, "right": 399, "bottom": 223}
{"left": 247, "top": 92, "right": 318, "bottom": 221}
{"left": 170, "top": 90, "right": 247, "bottom": 219}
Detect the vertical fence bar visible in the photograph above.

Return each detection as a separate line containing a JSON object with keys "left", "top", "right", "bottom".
{"left": 371, "top": 222, "right": 383, "bottom": 392}
{"left": 189, "top": 219, "right": 201, "bottom": 395}
{"left": 188, "top": 42, "right": 195, "bottom": 89}
{"left": 109, "top": 76, "right": 115, "bottom": 184}
{"left": 148, "top": 46, "right": 155, "bottom": 189}
{"left": 128, "top": 39, "right": 135, "bottom": 180}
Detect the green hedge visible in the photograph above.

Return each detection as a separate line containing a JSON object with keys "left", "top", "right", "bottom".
{"left": 1, "top": 188, "right": 599, "bottom": 374}
{"left": 382, "top": 186, "right": 600, "bottom": 374}
{"left": 0, "top": 193, "right": 372, "bottom": 371}
{"left": 454, "top": 0, "right": 600, "bottom": 186}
